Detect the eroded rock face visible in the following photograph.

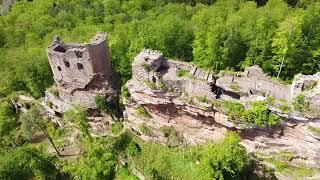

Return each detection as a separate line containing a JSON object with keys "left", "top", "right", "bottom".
{"left": 124, "top": 49, "right": 320, "bottom": 171}
{"left": 45, "top": 33, "right": 118, "bottom": 111}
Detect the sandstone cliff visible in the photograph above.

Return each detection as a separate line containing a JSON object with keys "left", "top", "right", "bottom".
{"left": 124, "top": 49, "right": 320, "bottom": 178}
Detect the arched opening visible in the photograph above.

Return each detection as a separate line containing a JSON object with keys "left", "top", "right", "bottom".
{"left": 77, "top": 63, "right": 84, "bottom": 70}
{"left": 53, "top": 45, "right": 66, "bottom": 53}
{"left": 75, "top": 51, "right": 83, "bottom": 58}
{"left": 152, "top": 76, "right": 156, "bottom": 83}
{"left": 64, "top": 60, "right": 70, "bottom": 68}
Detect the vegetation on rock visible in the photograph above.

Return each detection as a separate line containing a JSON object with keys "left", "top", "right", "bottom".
{"left": 135, "top": 106, "right": 151, "bottom": 118}
{"left": 216, "top": 100, "right": 281, "bottom": 126}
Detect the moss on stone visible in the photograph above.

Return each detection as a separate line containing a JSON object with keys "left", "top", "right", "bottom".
{"left": 135, "top": 106, "right": 151, "bottom": 118}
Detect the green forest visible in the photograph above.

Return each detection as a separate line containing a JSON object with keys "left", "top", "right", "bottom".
{"left": 0, "top": 0, "right": 320, "bottom": 179}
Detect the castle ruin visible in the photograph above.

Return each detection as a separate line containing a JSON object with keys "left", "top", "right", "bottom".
{"left": 43, "top": 33, "right": 320, "bottom": 173}
{"left": 45, "top": 33, "right": 118, "bottom": 111}
{"left": 124, "top": 49, "right": 320, "bottom": 168}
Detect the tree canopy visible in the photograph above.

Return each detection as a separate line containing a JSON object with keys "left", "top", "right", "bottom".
{"left": 1, "top": 0, "right": 319, "bottom": 98}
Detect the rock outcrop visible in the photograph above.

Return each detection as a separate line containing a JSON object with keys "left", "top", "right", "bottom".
{"left": 124, "top": 49, "right": 320, "bottom": 173}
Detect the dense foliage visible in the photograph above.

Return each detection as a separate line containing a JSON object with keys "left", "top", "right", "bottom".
{"left": 1, "top": 0, "right": 320, "bottom": 99}
{"left": 216, "top": 100, "right": 281, "bottom": 126}
{"left": 131, "top": 132, "right": 248, "bottom": 179}
{"left": 0, "top": 146, "right": 59, "bottom": 180}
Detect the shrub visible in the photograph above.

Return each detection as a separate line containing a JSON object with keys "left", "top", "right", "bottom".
{"left": 223, "top": 101, "right": 245, "bottom": 121}
{"left": 160, "top": 126, "right": 173, "bottom": 137}
{"left": 160, "top": 126, "right": 183, "bottom": 147}
{"left": 48, "top": 86, "right": 59, "bottom": 97}
{"left": 95, "top": 95, "right": 115, "bottom": 118}
{"left": 242, "top": 101, "right": 281, "bottom": 126}
{"left": 111, "top": 122, "right": 124, "bottom": 135}
{"left": 126, "top": 141, "right": 141, "bottom": 157}
{"left": 188, "top": 97, "right": 195, "bottom": 105}
{"left": 221, "top": 100, "right": 281, "bottom": 126}
{"left": 177, "top": 69, "right": 191, "bottom": 77}
{"left": 135, "top": 106, "right": 151, "bottom": 118}
{"left": 196, "top": 132, "right": 248, "bottom": 179}
{"left": 62, "top": 139, "right": 117, "bottom": 179}
{"left": 121, "top": 85, "right": 130, "bottom": 100}
{"left": 293, "top": 93, "right": 309, "bottom": 112}
{"left": 46, "top": 100, "right": 53, "bottom": 108}
{"left": 0, "top": 147, "right": 59, "bottom": 180}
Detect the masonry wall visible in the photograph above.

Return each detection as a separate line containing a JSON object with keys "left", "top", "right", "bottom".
{"left": 46, "top": 33, "right": 118, "bottom": 109}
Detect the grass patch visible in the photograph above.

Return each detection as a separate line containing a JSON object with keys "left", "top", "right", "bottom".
{"left": 303, "top": 80, "right": 317, "bottom": 92}
{"left": 144, "top": 80, "right": 157, "bottom": 90}
{"left": 265, "top": 157, "right": 313, "bottom": 177}
{"left": 48, "top": 86, "right": 59, "bottom": 97}
{"left": 46, "top": 101, "right": 53, "bottom": 108}
{"left": 135, "top": 106, "right": 151, "bottom": 118}
{"left": 196, "top": 96, "right": 209, "bottom": 103}
{"left": 230, "top": 82, "right": 240, "bottom": 92}
{"left": 141, "top": 63, "right": 152, "bottom": 72}
{"left": 115, "top": 167, "right": 138, "bottom": 180}
{"left": 121, "top": 85, "right": 131, "bottom": 100}
{"left": 138, "top": 123, "right": 153, "bottom": 136}
{"left": 257, "top": 151, "right": 315, "bottom": 177}
{"left": 278, "top": 104, "right": 291, "bottom": 114}
{"left": 111, "top": 122, "right": 124, "bottom": 135}
{"left": 159, "top": 79, "right": 167, "bottom": 91}
{"left": 177, "top": 69, "right": 191, "bottom": 78}
{"left": 308, "top": 126, "right": 320, "bottom": 135}
{"left": 293, "top": 93, "right": 309, "bottom": 113}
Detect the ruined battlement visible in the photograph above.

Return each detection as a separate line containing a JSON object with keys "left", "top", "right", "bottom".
{"left": 46, "top": 33, "right": 112, "bottom": 91}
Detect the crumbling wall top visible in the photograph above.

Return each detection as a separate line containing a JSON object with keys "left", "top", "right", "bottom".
{"left": 133, "top": 49, "right": 165, "bottom": 72}
{"left": 47, "top": 32, "right": 107, "bottom": 54}
{"left": 244, "top": 65, "right": 266, "bottom": 79}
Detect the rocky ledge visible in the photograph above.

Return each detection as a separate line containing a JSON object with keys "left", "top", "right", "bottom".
{"left": 123, "top": 49, "right": 320, "bottom": 176}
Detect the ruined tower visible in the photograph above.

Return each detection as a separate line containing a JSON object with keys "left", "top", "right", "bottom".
{"left": 46, "top": 33, "right": 118, "bottom": 110}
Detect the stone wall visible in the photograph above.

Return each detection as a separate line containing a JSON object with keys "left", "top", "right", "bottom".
{"left": 184, "top": 80, "right": 216, "bottom": 100}
{"left": 46, "top": 33, "right": 118, "bottom": 109}
{"left": 217, "top": 66, "right": 291, "bottom": 100}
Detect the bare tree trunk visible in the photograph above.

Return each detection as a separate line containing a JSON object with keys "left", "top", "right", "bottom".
{"left": 40, "top": 126, "right": 61, "bottom": 156}
{"left": 277, "top": 55, "right": 285, "bottom": 78}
